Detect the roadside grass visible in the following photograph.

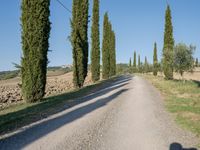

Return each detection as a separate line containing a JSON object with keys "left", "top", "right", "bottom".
{"left": 142, "top": 74, "right": 200, "bottom": 137}
{"left": 0, "top": 76, "right": 119, "bottom": 135}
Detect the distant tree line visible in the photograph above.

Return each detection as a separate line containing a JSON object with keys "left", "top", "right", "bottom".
{"left": 20, "top": 0, "right": 116, "bottom": 103}
{"left": 128, "top": 5, "right": 197, "bottom": 80}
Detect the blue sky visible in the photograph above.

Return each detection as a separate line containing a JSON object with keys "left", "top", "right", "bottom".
{"left": 0, "top": 0, "right": 200, "bottom": 71}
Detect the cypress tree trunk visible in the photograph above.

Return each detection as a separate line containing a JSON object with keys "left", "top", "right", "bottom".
{"left": 71, "top": 0, "right": 89, "bottom": 88}
{"left": 153, "top": 42, "right": 158, "bottom": 76}
{"left": 21, "top": 0, "right": 50, "bottom": 102}
{"left": 102, "top": 13, "right": 110, "bottom": 79}
{"left": 91, "top": 0, "right": 100, "bottom": 82}
{"left": 163, "top": 5, "right": 174, "bottom": 80}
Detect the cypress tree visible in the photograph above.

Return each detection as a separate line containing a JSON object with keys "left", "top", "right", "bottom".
{"left": 102, "top": 13, "right": 110, "bottom": 79}
{"left": 145, "top": 56, "right": 148, "bottom": 73}
{"left": 91, "top": 0, "right": 100, "bottom": 82}
{"left": 138, "top": 55, "right": 141, "bottom": 72}
{"left": 129, "top": 58, "right": 132, "bottom": 73}
{"left": 163, "top": 5, "right": 174, "bottom": 80}
{"left": 153, "top": 42, "right": 158, "bottom": 76}
{"left": 196, "top": 58, "right": 199, "bottom": 67}
{"left": 82, "top": 0, "right": 89, "bottom": 80}
{"left": 21, "top": 0, "right": 51, "bottom": 102}
{"left": 71, "top": 0, "right": 89, "bottom": 88}
{"left": 109, "top": 30, "right": 116, "bottom": 76}
{"left": 133, "top": 51, "right": 137, "bottom": 67}
{"left": 129, "top": 58, "right": 132, "bottom": 68}
{"left": 113, "top": 31, "right": 116, "bottom": 75}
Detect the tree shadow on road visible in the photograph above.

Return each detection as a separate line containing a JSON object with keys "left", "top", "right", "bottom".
{"left": 0, "top": 76, "right": 131, "bottom": 150}
{"left": 170, "top": 143, "right": 197, "bottom": 150}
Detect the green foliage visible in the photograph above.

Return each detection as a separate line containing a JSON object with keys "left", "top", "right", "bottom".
{"left": 174, "top": 43, "right": 195, "bottom": 77}
{"left": 153, "top": 42, "right": 158, "bottom": 76}
{"left": 129, "top": 58, "right": 132, "bottom": 68}
{"left": 144, "top": 56, "right": 148, "bottom": 73}
{"left": 133, "top": 51, "right": 137, "bottom": 67}
{"left": 129, "top": 58, "right": 132, "bottom": 73}
{"left": 102, "top": 13, "right": 110, "bottom": 79}
{"left": 195, "top": 58, "right": 199, "bottom": 67}
{"left": 102, "top": 13, "right": 116, "bottom": 79}
{"left": 71, "top": 0, "right": 89, "bottom": 88}
{"left": 132, "top": 51, "right": 137, "bottom": 73}
{"left": 82, "top": 0, "right": 89, "bottom": 80}
{"left": 116, "top": 63, "right": 129, "bottom": 74}
{"left": 109, "top": 30, "right": 116, "bottom": 77}
{"left": 163, "top": 5, "right": 174, "bottom": 80}
{"left": 21, "top": 0, "right": 51, "bottom": 102}
{"left": 138, "top": 55, "right": 141, "bottom": 73}
{"left": 91, "top": 0, "right": 100, "bottom": 82}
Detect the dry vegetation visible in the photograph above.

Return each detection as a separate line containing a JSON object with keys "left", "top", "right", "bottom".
{"left": 156, "top": 67, "right": 200, "bottom": 81}
{"left": 142, "top": 74, "right": 200, "bottom": 139}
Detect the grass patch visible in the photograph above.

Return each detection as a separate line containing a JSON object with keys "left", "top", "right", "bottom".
{"left": 142, "top": 74, "right": 200, "bottom": 137}
{"left": 0, "top": 76, "right": 119, "bottom": 135}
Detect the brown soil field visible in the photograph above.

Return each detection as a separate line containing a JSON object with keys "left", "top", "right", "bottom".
{"left": 0, "top": 72, "right": 92, "bottom": 109}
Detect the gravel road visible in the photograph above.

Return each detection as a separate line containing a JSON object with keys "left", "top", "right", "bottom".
{"left": 0, "top": 75, "right": 198, "bottom": 150}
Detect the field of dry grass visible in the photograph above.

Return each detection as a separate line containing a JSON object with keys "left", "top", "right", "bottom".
{"left": 142, "top": 74, "right": 200, "bottom": 145}
{"left": 156, "top": 67, "right": 200, "bottom": 81}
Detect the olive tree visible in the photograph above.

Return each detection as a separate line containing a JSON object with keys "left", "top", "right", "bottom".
{"left": 174, "top": 43, "right": 195, "bottom": 78}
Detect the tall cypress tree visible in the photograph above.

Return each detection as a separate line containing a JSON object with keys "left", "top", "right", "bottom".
{"left": 195, "top": 58, "right": 199, "bottom": 67}
{"left": 102, "top": 13, "right": 110, "bottom": 79}
{"left": 144, "top": 56, "right": 148, "bottom": 73}
{"left": 129, "top": 58, "right": 132, "bottom": 68}
{"left": 110, "top": 30, "right": 116, "bottom": 76}
{"left": 153, "top": 42, "right": 158, "bottom": 76}
{"left": 133, "top": 51, "right": 137, "bottom": 67}
{"left": 163, "top": 5, "right": 174, "bottom": 80}
{"left": 91, "top": 0, "right": 100, "bottom": 82}
{"left": 129, "top": 57, "right": 132, "bottom": 73}
{"left": 113, "top": 31, "right": 116, "bottom": 75}
{"left": 82, "top": 0, "right": 89, "bottom": 80}
{"left": 138, "top": 55, "right": 141, "bottom": 72}
{"left": 71, "top": 0, "right": 89, "bottom": 88}
{"left": 21, "top": 0, "right": 50, "bottom": 102}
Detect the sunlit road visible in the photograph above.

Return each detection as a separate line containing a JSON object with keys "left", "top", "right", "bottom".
{"left": 0, "top": 75, "right": 198, "bottom": 150}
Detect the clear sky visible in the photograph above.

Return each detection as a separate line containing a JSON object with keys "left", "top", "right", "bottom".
{"left": 0, "top": 0, "right": 200, "bottom": 71}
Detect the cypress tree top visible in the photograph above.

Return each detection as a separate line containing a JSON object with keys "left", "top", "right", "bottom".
{"left": 163, "top": 5, "right": 174, "bottom": 51}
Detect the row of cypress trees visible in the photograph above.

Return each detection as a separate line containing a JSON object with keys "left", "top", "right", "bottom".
{"left": 102, "top": 13, "right": 116, "bottom": 80}
{"left": 21, "top": 0, "right": 116, "bottom": 103}
{"left": 129, "top": 5, "right": 174, "bottom": 79}
{"left": 129, "top": 47, "right": 158, "bottom": 74}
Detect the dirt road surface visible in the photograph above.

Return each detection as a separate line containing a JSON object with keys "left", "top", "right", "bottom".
{"left": 0, "top": 76, "right": 198, "bottom": 150}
